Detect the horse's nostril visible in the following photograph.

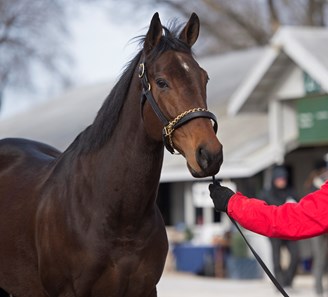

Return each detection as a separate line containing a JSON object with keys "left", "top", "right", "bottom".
{"left": 195, "top": 146, "right": 223, "bottom": 175}
{"left": 196, "top": 147, "right": 209, "bottom": 170}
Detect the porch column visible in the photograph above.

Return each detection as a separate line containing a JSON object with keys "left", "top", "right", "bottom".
{"left": 184, "top": 182, "right": 195, "bottom": 226}
{"left": 269, "top": 99, "right": 284, "bottom": 164}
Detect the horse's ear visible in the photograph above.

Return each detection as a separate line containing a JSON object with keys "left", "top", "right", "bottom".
{"left": 144, "top": 12, "right": 163, "bottom": 55}
{"left": 179, "top": 12, "right": 200, "bottom": 47}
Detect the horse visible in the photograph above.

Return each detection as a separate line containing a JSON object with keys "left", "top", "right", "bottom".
{"left": 0, "top": 12, "right": 223, "bottom": 297}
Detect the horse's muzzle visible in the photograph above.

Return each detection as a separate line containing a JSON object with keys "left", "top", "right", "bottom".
{"left": 190, "top": 146, "right": 223, "bottom": 177}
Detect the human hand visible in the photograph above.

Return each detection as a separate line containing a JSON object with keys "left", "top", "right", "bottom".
{"left": 209, "top": 181, "right": 235, "bottom": 212}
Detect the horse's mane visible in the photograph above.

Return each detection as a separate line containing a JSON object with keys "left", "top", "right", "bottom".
{"left": 69, "top": 22, "right": 192, "bottom": 154}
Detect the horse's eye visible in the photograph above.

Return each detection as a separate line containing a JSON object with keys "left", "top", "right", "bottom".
{"left": 156, "top": 79, "right": 169, "bottom": 89}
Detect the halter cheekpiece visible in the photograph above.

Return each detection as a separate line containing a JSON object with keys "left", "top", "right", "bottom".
{"left": 139, "top": 62, "right": 218, "bottom": 154}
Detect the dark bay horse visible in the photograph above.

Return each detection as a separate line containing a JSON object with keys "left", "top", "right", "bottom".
{"left": 0, "top": 13, "right": 222, "bottom": 297}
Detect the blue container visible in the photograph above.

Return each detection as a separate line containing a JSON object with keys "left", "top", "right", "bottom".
{"left": 173, "top": 244, "right": 215, "bottom": 274}
{"left": 226, "top": 257, "right": 262, "bottom": 279}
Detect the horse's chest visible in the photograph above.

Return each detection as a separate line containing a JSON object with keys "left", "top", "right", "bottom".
{"left": 87, "top": 227, "right": 168, "bottom": 296}
{"left": 91, "top": 244, "right": 167, "bottom": 296}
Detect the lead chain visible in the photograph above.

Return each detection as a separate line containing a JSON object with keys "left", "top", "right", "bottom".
{"left": 164, "top": 108, "right": 208, "bottom": 152}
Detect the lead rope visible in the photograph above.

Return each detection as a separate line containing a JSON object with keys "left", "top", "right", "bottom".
{"left": 212, "top": 176, "right": 289, "bottom": 297}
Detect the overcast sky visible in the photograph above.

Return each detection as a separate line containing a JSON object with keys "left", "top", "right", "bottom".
{"left": 69, "top": 4, "right": 150, "bottom": 85}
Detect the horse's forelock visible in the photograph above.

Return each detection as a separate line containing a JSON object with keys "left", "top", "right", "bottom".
{"left": 133, "top": 21, "right": 192, "bottom": 62}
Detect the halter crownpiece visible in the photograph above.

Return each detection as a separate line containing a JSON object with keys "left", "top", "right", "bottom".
{"left": 139, "top": 62, "right": 218, "bottom": 154}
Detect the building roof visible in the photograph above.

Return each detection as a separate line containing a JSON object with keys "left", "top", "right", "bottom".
{"left": 0, "top": 48, "right": 272, "bottom": 182}
{"left": 200, "top": 48, "right": 263, "bottom": 114}
{"left": 228, "top": 26, "right": 328, "bottom": 115}
{"left": 161, "top": 112, "right": 271, "bottom": 181}
{"left": 0, "top": 83, "right": 109, "bottom": 150}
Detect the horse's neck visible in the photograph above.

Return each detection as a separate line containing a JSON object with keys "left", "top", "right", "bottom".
{"left": 60, "top": 75, "right": 164, "bottom": 219}
{"left": 95, "top": 100, "right": 164, "bottom": 199}
{"left": 97, "top": 76, "right": 164, "bottom": 190}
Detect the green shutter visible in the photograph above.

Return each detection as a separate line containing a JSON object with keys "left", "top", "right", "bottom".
{"left": 297, "top": 96, "right": 328, "bottom": 144}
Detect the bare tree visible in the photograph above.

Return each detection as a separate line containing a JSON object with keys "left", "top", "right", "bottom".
{"left": 0, "top": 0, "right": 72, "bottom": 111}
{"left": 109, "top": 0, "right": 328, "bottom": 55}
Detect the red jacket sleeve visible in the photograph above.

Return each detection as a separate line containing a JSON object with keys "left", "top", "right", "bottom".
{"left": 227, "top": 180, "right": 328, "bottom": 240}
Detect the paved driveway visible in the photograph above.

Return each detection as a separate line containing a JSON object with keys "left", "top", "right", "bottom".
{"left": 158, "top": 272, "right": 325, "bottom": 297}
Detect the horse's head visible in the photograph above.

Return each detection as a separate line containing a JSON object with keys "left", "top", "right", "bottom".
{"left": 140, "top": 12, "right": 223, "bottom": 178}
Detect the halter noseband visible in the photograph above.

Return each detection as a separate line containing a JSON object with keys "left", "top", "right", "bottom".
{"left": 139, "top": 62, "right": 218, "bottom": 154}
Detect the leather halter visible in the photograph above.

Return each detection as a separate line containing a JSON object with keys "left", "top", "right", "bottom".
{"left": 139, "top": 62, "right": 218, "bottom": 154}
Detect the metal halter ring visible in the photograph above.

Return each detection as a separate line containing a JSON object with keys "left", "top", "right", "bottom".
{"left": 139, "top": 63, "right": 151, "bottom": 91}
{"left": 138, "top": 63, "right": 145, "bottom": 78}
